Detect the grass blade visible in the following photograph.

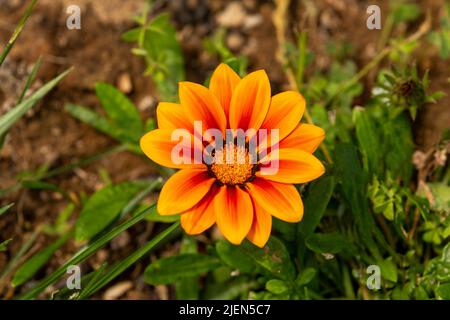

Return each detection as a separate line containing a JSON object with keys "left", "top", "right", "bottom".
{"left": 17, "top": 204, "right": 156, "bottom": 300}
{"left": 0, "top": 68, "right": 72, "bottom": 137}
{"left": 0, "top": 0, "right": 39, "bottom": 67}
{"left": 12, "top": 232, "right": 72, "bottom": 287}
{"left": 17, "top": 56, "right": 43, "bottom": 104}
{"left": 0, "top": 203, "right": 14, "bottom": 216}
{"left": 77, "top": 221, "right": 180, "bottom": 299}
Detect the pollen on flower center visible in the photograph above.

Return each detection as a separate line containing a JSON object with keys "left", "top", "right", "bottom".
{"left": 210, "top": 143, "right": 255, "bottom": 186}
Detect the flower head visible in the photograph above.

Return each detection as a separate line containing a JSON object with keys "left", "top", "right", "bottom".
{"left": 140, "top": 63, "right": 325, "bottom": 247}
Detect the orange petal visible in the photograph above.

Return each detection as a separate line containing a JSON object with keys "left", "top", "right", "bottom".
{"left": 140, "top": 129, "right": 204, "bottom": 169}
{"left": 280, "top": 123, "right": 325, "bottom": 153}
{"left": 257, "top": 148, "right": 325, "bottom": 184}
{"left": 179, "top": 81, "right": 227, "bottom": 134}
{"left": 260, "top": 91, "right": 305, "bottom": 142}
{"left": 209, "top": 63, "right": 241, "bottom": 117}
{"left": 214, "top": 186, "right": 253, "bottom": 245}
{"left": 157, "top": 169, "right": 215, "bottom": 215}
{"left": 181, "top": 185, "right": 219, "bottom": 234}
{"left": 247, "top": 178, "right": 303, "bottom": 223}
{"left": 247, "top": 199, "right": 272, "bottom": 248}
{"left": 229, "top": 70, "right": 271, "bottom": 131}
{"left": 156, "top": 102, "right": 193, "bottom": 132}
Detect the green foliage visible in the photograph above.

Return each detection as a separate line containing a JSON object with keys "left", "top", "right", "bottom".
{"left": 65, "top": 83, "right": 144, "bottom": 154}
{"left": 145, "top": 254, "right": 221, "bottom": 285}
{"left": 0, "top": 0, "right": 38, "bottom": 66}
{"left": 203, "top": 28, "right": 248, "bottom": 77}
{"left": 0, "top": 239, "right": 12, "bottom": 252}
{"left": 123, "top": 11, "right": 184, "bottom": 101}
{"left": 0, "top": 203, "right": 14, "bottom": 216}
{"left": 12, "top": 233, "right": 72, "bottom": 287}
{"left": 428, "top": 3, "right": 450, "bottom": 59}
{"left": 75, "top": 182, "right": 148, "bottom": 241}
{"left": 8, "top": 1, "right": 449, "bottom": 302}
{"left": 95, "top": 83, "right": 143, "bottom": 143}
{"left": 0, "top": 68, "right": 72, "bottom": 137}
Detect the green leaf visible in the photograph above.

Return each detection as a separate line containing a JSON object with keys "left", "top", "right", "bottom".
{"left": 240, "top": 237, "right": 296, "bottom": 281}
{"left": 436, "top": 283, "right": 450, "bottom": 300}
{"left": 305, "top": 232, "right": 351, "bottom": 254}
{"left": 0, "top": 203, "right": 14, "bottom": 216}
{"left": 145, "top": 206, "right": 179, "bottom": 222}
{"left": 392, "top": 3, "right": 421, "bottom": 23}
{"left": 0, "top": 68, "right": 72, "bottom": 137}
{"left": 17, "top": 56, "right": 42, "bottom": 104}
{"left": 428, "top": 183, "right": 450, "bottom": 211}
{"left": 335, "top": 143, "right": 380, "bottom": 259}
{"left": 216, "top": 240, "right": 258, "bottom": 274}
{"left": 128, "top": 13, "right": 185, "bottom": 101}
{"left": 176, "top": 236, "right": 199, "bottom": 300}
{"left": 22, "top": 180, "right": 65, "bottom": 195}
{"left": 75, "top": 182, "right": 146, "bottom": 241}
{"left": 382, "top": 114, "right": 413, "bottom": 182}
{"left": 65, "top": 104, "right": 119, "bottom": 141}
{"left": 95, "top": 83, "right": 143, "bottom": 142}
{"left": 204, "top": 276, "right": 258, "bottom": 300}
{"left": 17, "top": 205, "right": 157, "bottom": 300}
{"left": 353, "top": 107, "right": 382, "bottom": 176}
{"left": 0, "top": 239, "right": 12, "bottom": 252}
{"left": 295, "top": 267, "right": 317, "bottom": 287}
{"left": 0, "top": 0, "right": 38, "bottom": 66}
{"left": 144, "top": 254, "right": 221, "bottom": 285}
{"left": 12, "top": 233, "right": 72, "bottom": 287}
{"left": 298, "top": 175, "right": 335, "bottom": 238}
{"left": 76, "top": 222, "right": 180, "bottom": 299}
{"left": 378, "top": 257, "right": 398, "bottom": 283}
{"left": 266, "top": 279, "right": 289, "bottom": 295}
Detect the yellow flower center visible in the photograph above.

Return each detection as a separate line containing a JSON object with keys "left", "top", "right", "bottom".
{"left": 210, "top": 144, "right": 255, "bottom": 185}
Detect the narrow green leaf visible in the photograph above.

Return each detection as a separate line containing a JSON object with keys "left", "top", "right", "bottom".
{"left": 64, "top": 104, "right": 119, "bottom": 140}
{"left": 298, "top": 175, "right": 335, "bottom": 238}
{"left": 145, "top": 207, "right": 179, "bottom": 222}
{"left": 75, "top": 182, "right": 146, "bottom": 241}
{"left": 76, "top": 222, "right": 180, "bottom": 299}
{"left": 305, "top": 232, "right": 351, "bottom": 254}
{"left": 216, "top": 240, "right": 258, "bottom": 274}
{"left": 95, "top": 83, "right": 143, "bottom": 142}
{"left": 335, "top": 143, "right": 381, "bottom": 259}
{"left": 266, "top": 279, "right": 289, "bottom": 295}
{"left": 0, "top": 0, "right": 38, "bottom": 66}
{"left": 145, "top": 254, "right": 221, "bottom": 285}
{"left": 17, "top": 204, "right": 156, "bottom": 300}
{"left": 353, "top": 107, "right": 382, "bottom": 176}
{"left": 176, "top": 236, "right": 199, "bottom": 300}
{"left": 12, "top": 232, "right": 72, "bottom": 287}
{"left": 0, "top": 203, "right": 14, "bottom": 216}
{"left": 240, "top": 237, "right": 296, "bottom": 281}
{"left": 0, "top": 68, "right": 72, "bottom": 137}
{"left": 17, "top": 56, "right": 43, "bottom": 104}
{"left": 0, "top": 239, "right": 12, "bottom": 252}
{"left": 204, "top": 276, "right": 258, "bottom": 300}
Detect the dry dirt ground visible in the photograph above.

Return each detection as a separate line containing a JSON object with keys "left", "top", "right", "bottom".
{"left": 0, "top": 0, "right": 449, "bottom": 299}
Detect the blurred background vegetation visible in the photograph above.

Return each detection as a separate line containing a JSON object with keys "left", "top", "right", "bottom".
{"left": 0, "top": 0, "right": 449, "bottom": 300}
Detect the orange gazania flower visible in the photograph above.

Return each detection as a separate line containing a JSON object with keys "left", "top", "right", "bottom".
{"left": 140, "top": 63, "right": 325, "bottom": 247}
